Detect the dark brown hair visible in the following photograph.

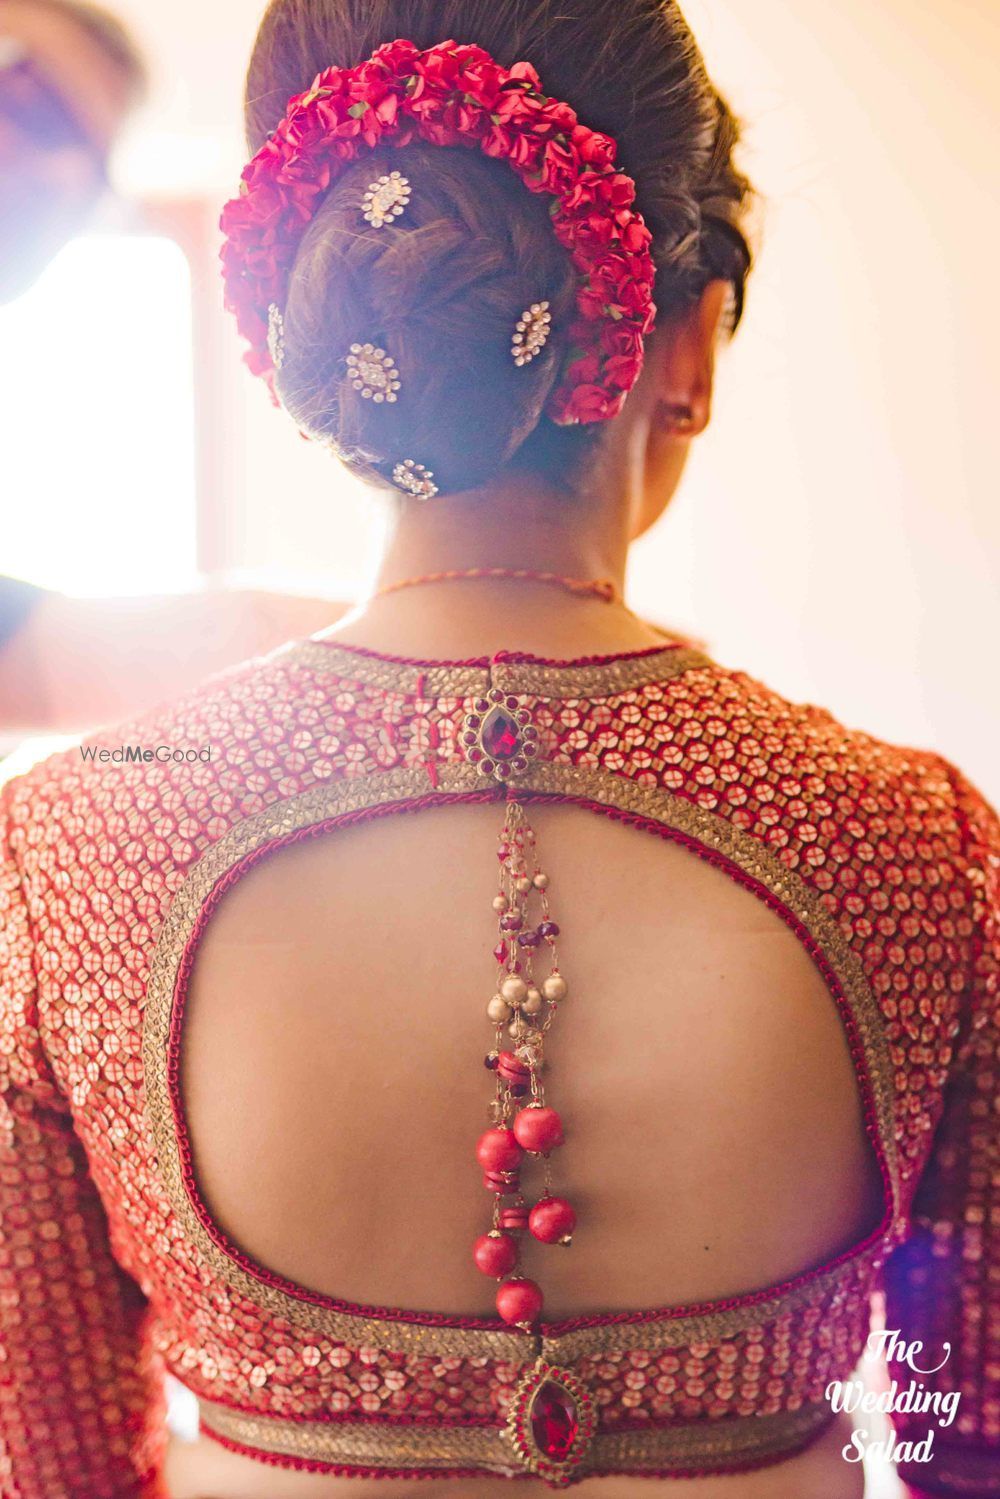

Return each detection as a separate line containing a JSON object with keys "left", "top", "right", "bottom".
{"left": 246, "top": 0, "right": 754, "bottom": 496}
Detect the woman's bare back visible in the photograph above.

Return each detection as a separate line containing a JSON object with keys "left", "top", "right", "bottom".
{"left": 176, "top": 798, "right": 884, "bottom": 1497}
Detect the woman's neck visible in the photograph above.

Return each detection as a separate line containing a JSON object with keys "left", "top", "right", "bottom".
{"left": 321, "top": 473, "right": 671, "bottom": 660}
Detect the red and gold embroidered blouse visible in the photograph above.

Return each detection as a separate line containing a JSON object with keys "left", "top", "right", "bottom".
{"left": 0, "top": 639, "right": 997, "bottom": 1496}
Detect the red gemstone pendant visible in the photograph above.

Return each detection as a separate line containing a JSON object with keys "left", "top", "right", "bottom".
{"left": 462, "top": 688, "right": 539, "bottom": 783}
{"left": 481, "top": 706, "right": 521, "bottom": 760}
{"left": 505, "top": 1357, "right": 596, "bottom": 1485}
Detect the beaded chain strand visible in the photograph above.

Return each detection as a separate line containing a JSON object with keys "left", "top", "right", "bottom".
{"left": 473, "top": 799, "right": 574, "bottom": 1330}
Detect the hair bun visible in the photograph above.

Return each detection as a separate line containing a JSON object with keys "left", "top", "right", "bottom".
{"left": 246, "top": 1, "right": 755, "bottom": 500}
{"left": 273, "top": 144, "right": 578, "bottom": 496}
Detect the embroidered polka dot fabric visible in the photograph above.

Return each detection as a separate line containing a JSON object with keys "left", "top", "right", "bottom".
{"left": 0, "top": 641, "right": 996, "bottom": 1494}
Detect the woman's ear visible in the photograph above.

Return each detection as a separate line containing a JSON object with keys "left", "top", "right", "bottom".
{"left": 651, "top": 278, "right": 732, "bottom": 437}
{"left": 627, "top": 279, "right": 734, "bottom": 540}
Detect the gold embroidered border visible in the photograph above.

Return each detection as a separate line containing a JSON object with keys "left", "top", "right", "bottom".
{"left": 280, "top": 640, "right": 708, "bottom": 699}
{"left": 197, "top": 1395, "right": 833, "bottom": 1476}
{"left": 144, "top": 759, "right": 898, "bottom": 1361}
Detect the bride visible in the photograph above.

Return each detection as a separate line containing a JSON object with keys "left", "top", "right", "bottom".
{"left": 0, "top": 3, "right": 994, "bottom": 1497}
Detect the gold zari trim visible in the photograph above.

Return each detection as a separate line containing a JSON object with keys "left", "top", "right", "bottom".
{"left": 145, "top": 732, "right": 898, "bottom": 1361}
{"left": 197, "top": 1395, "right": 834, "bottom": 1476}
{"left": 280, "top": 639, "right": 709, "bottom": 699}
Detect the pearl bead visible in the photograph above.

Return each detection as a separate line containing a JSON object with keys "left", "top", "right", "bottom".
{"left": 522, "top": 988, "right": 543, "bottom": 1014}
{"left": 492, "top": 894, "right": 509, "bottom": 912}
{"left": 533, "top": 872, "right": 549, "bottom": 889}
{"left": 500, "top": 975, "right": 528, "bottom": 1005}
{"left": 487, "top": 996, "right": 512, "bottom": 1023}
{"left": 515, "top": 876, "right": 532, "bottom": 894}
{"left": 542, "top": 973, "right": 568, "bottom": 1002}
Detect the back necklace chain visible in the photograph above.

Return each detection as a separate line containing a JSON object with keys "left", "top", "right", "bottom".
{"left": 371, "top": 566, "right": 623, "bottom": 606}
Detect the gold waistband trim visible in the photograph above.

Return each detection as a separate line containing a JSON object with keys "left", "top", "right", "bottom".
{"left": 197, "top": 1395, "right": 834, "bottom": 1477}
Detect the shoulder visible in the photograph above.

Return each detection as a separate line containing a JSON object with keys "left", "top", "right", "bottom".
{"left": 0, "top": 643, "right": 319, "bottom": 899}
{"left": 680, "top": 653, "right": 997, "bottom": 882}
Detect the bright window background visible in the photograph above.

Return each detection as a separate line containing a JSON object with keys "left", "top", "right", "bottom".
{"left": 0, "top": 233, "right": 197, "bottom": 596}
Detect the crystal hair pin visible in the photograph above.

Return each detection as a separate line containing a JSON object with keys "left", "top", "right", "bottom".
{"left": 346, "top": 343, "right": 401, "bottom": 402}
{"left": 511, "top": 301, "right": 552, "bottom": 366}
{"left": 392, "top": 459, "right": 438, "bottom": 500}
{"left": 362, "top": 170, "right": 412, "bottom": 227}
{"left": 267, "top": 303, "right": 286, "bottom": 370}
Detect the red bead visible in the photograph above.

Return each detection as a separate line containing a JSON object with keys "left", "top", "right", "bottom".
{"left": 531, "top": 1379, "right": 580, "bottom": 1460}
{"left": 529, "top": 1196, "right": 577, "bottom": 1244}
{"left": 476, "top": 1128, "right": 523, "bottom": 1172}
{"left": 499, "top": 1204, "right": 529, "bottom": 1231}
{"left": 513, "top": 1105, "right": 564, "bottom": 1154}
{"left": 496, "top": 1277, "right": 543, "bottom": 1328}
{"left": 497, "top": 1051, "right": 530, "bottom": 1084}
{"left": 483, "top": 1167, "right": 520, "bottom": 1194}
{"left": 473, "top": 1232, "right": 518, "bottom": 1277}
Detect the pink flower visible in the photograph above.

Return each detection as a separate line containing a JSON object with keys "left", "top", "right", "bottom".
{"left": 561, "top": 383, "right": 617, "bottom": 423}
{"left": 368, "top": 37, "right": 421, "bottom": 78}
{"left": 221, "top": 40, "right": 657, "bottom": 427}
{"left": 455, "top": 100, "right": 488, "bottom": 136}
{"left": 540, "top": 137, "right": 581, "bottom": 194}
{"left": 619, "top": 215, "right": 653, "bottom": 254}
{"left": 565, "top": 210, "right": 616, "bottom": 253}
{"left": 600, "top": 321, "right": 645, "bottom": 358}
{"left": 507, "top": 59, "right": 542, "bottom": 90}
{"left": 572, "top": 125, "right": 617, "bottom": 170}
{"left": 480, "top": 122, "right": 515, "bottom": 160}
{"left": 562, "top": 171, "right": 636, "bottom": 216}
{"left": 508, "top": 132, "right": 544, "bottom": 173}
{"left": 459, "top": 60, "right": 506, "bottom": 109}
{"left": 603, "top": 350, "right": 644, "bottom": 389}
{"left": 414, "top": 44, "right": 463, "bottom": 95}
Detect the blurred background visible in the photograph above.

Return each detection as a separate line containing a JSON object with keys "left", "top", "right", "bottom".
{"left": 1, "top": 0, "right": 997, "bottom": 798}
{"left": 2, "top": 4, "right": 993, "bottom": 1489}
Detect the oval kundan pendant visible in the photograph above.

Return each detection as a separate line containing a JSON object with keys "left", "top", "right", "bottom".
{"left": 505, "top": 1357, "right": 596, "bottom": 1485}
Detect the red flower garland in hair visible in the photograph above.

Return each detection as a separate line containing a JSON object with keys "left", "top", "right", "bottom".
{"left": 220, "top": 38, "right": 657, "bottom": 426}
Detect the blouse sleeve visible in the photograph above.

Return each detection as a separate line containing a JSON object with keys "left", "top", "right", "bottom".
{"left": 0, "top": 791, "right": 160, "bottom": 1497}
{"left": 882, "top": 761, "right": 1000, "bottom": 1498}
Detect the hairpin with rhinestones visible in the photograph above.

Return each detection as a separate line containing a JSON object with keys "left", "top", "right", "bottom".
{"left": 392, "top": 459, "right": 438, "bottom": 500}
{"left": 346, "top": 342, "right": 401, "bottom": 402}
{"left": 267, "top": 303, "right": 285, "bottom": 370}
{"left": 511, "top": 302, "right": 551, "bottom": 366}
{"left": 362, "top": 170, "right": 412, "bottom": 228}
